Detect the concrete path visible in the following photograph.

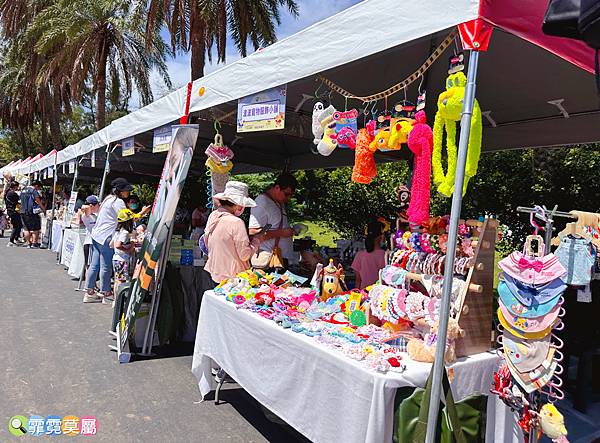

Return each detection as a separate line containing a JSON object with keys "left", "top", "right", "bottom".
{"left": 0, "top": 236, "right": 308, "bottom": 442}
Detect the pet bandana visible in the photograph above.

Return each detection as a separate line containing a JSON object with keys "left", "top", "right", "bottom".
{"left": 498, "top": 280, "right": 563, "bottom": 317}
{"left": 503, "top": 329, "right": 552, "bottom": 373}
{"left": 498, "top": 252, "right": 566, "bottom": 285}
{"left": 501, "top": 274, "right": 566, "bottom": 307}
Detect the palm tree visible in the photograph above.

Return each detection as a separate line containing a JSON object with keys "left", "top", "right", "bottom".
{"left": 142, "top": 0, "right": 298, "bottom": 80}
{"left": 29, "top": 0, "right": 172, "bottom": 130}
{"left": 0, "top": 0, "right": 66, "bottom": 151}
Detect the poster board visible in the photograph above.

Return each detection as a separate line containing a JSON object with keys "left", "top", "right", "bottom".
{"left": 122, "top": 137, "right": 135, "bottom": 157}
{"left": 237, "top": 85, "right": 286, "bottom": 133}
{"left": 153, "top": 125, "right": 172, "bottom": 153}
{"left": 118, "top": 124, "right": 199, "bottom": 361}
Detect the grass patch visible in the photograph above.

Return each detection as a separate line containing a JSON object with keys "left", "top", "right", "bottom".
{"left": 295, "top": 220, "right": 340, "bottom": 248}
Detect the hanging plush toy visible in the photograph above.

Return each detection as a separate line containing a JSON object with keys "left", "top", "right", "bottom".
{"left": 352, "top": 128, "right": 376, "bottom": 184}
{"left": 406, "top": 111, "right": 433, "bottom": 226}
{"left": 539, "top": 404, "right": 569, "bottom": 443}
{"left": 312, "top": 102, "right": 335, "bottom": 145}
{"left": 317, "top": 109, "right": 339, "bottom": 156}
{"left": 387, "top": 119, "right": 414, "bottom": 150}
{"left": 432, "top": 71, "right": 482, "bottom": 197}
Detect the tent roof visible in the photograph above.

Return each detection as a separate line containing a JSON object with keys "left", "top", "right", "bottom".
{"left": 2, "top": 0, "right": 599, "bottom": 176}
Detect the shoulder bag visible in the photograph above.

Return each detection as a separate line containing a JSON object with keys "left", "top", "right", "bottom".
{"left": 251, "top": 196, "right": 285, "bottom": 270}
{"left": 394, "top": 367, "right": 487, "bottom": 443}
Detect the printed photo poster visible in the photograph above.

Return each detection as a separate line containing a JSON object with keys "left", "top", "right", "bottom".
{"left": 120, "top": 125, "right": 199, "bottom": 353}
{"left": 237, "top": 85, "right": 287, "bottom": 133}
{"left": 68, "top": 160, "right": 75, "bottom": 174}
{"left": 122, "top": 137, "right": 135, "bottom": 157}
{"left": 153, "top": 125, "right": 172, "bottom": 153}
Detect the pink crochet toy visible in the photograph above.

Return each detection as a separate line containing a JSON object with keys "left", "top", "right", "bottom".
{"left": 407, "top": 111, "right": 433, "bottom": 227}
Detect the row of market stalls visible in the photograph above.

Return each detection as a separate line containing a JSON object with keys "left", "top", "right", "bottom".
{"left": 2, "top": 0, "right": 600, "bottom": 442}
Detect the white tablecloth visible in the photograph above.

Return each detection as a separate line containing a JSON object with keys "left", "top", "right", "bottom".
{"left": 60, "top": 229, "right": 86, "bottom": 278}
{"left": 50, "top": 221, "right": 63, "bottom": 253}
{"left": 192, "top": 291, "right": 522, "bottom": 443}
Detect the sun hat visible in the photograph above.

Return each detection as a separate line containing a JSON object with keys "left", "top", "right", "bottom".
{"left": 498, "top": 300, "right": 562, "bottom": 334}
{"left": 117, "top": 208, "right": 138, "bottom": 223}
{"left": 213, "top": 181, "right": 256, "bottom": 208}
{"left": 111, "top": 177, "right": 133, "bottom": 193}
{"left": 497, "top": 307, "right": 557, "bottom": 340}
{"left": 85, "top": 195, "right": 99, "bottom": 205}
{"left": 498, "top": 252, "right": 566, "bottom": 285}
{"left": 501, "top": 273, "right": 566, "bottom": 307}
{"left": 498, "top": 280, "right": 563, "bottom": 316}
{"left": 503, "top": 329, "right": 552, "bottom": 373}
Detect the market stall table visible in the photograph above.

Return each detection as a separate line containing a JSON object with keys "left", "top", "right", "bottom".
{"left": 60, "top": 228, "right": 86, "bottom": 279}
{"left": 192, "top": 291, "right": 521, "bottom": 443}
{"left": 50, "top": 220, "right": 63, "bottom": 253}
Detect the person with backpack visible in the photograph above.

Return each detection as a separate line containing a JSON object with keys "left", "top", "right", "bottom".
{"left": 20, "top": 180, "right": 46, "bottom": 249}
{"left": 4, "top": 181, "right": 22, "bottom": 247}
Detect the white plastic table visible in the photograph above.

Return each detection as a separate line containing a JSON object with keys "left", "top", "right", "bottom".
{"left": 192, "top": 291, "right": 522, "bottom": 443}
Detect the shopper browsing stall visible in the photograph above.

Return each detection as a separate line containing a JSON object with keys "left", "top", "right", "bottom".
{"left": 248, "top": 173, "right": 297, "bottom": 269}
{"left": 83, "top": 178, "right": 149, "bottom": 303}
{"left": 20, "top": 180, "right": 46, "bottom": 249}
{"left": 111, "top": 209, "right": 136, "bottom": 303}
{"left": 4, "top": 181, "right": 21, "bottom": 247}
{"left": 204, "top": 181, "right": 263, "bottom": 284}
{"left": 352, "top": 220, "right": 387, "bottom": 289}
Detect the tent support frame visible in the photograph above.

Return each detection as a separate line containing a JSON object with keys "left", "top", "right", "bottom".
{"left": 425, "top": 50, "right": 480, "bottom": 443}
{"left": 99, "top": 144, "right": 114, "bottom": 200}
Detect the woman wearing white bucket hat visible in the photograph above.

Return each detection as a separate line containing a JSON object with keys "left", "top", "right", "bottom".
{"left": 204, "top": 181, "right": 263, "bottom": 284}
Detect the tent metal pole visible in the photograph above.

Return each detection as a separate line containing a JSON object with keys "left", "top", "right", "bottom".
{"left": 425, "top": 50, "right": 480, "bottom": 443}
{"left": 99, "top": 144, "right": 112, "bottom": 200}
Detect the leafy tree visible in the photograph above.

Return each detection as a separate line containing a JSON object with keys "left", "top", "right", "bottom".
{"left": 142, "top": 0, "right": 298, "bottom": 80}
{"left": 29, "top": 0, "right": 172, "bottom": 130}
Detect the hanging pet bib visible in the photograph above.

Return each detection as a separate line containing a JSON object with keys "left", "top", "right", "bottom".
{"left": 432, "top": 72, "right": 482, "bottom": 197}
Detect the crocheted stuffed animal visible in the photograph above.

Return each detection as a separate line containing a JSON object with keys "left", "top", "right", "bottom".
{"left": 407, "top": 318, "right": 464, "bottom": 364}
{"left": 432, "top": 72, "right": 482, "bottom": 197}
{"left": 369, "top": 128, "right": 391, "bottom": 152}
{"left": 388, "top": 119, "right": 414, "bottom": 150}
{"left": 352, "top": 128, "right": 376, "bottom": 184}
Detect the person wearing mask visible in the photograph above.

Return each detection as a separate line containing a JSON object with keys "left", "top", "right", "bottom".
{"left": 204, "top": 181, "right": 264, "bottom": 284}
{"left": 351, "top": 220, "right": 387, "bottom": 290}
{"left": 127, "top": 195, "right": 147, "bottom": 227}
{"left": 83, "top": 178, "right": 150, "bottom": 303}
{"left": 79, "top": 195, "right": 100, "bottom": 278}
{"left": 248, "top": 173, "right": 297, "bottom": 269}
{"left": 20, "top": 180, "right": 46, "bottom": 248}
{"left": 4, "top": 181, "right": 22, "bottom": 247}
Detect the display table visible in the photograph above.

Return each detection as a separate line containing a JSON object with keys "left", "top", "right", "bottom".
{"left": 192, "top": 291, "right": 522, "bottom": 443}
{"left": 60, "top": 228, "right": 86, "bottom": 279}
{"left": 50, "top": 220, "right": 63, "bottom": 253}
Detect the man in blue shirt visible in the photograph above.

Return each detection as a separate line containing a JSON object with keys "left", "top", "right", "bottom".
{"left": 20, "top": 180, "right": 46, "bottom": 248}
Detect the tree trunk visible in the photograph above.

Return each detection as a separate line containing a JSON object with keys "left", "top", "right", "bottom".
{"left": 190, "top": 2, "right": 206, "bottom": 80}
{"left": 17, "top": 127, "right": 28, "bottom": 158}
{"left": 40, "top": 106, "right": 49, "bottom": 151}
{"left": 48, "top": 84, "right": 62, "bottom": 150}
{"left": 95, "top": 36, "right": 109, "bottom": 129}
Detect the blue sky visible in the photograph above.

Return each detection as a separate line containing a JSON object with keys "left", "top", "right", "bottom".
{"left": 144, "top": 0, "right": 361, "bottom": 106}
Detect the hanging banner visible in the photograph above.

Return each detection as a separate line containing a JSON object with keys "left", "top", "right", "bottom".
{"left": 48, "top": 166, "right": 54, "bottom": 178}
{"left": 153, "top": 125, "right": 172, "bottom": 153}
{"left": 42, "top": 170, "right": 46, "bottom": 180}
{"left": 237, "top": 85, "right": 286, "bottom": 133}
{"left": 62, "top": 163, "right": 66, "bottom": 175}
{"left": 68, "top": 160, "right": 75, "bottom": 174}
{"left": 122, "top": 137, "right": 135, "bottom": 157}
{"left": 91, "top": 149, "right": 96, "bottom": 168}
{"left": 34, "top": 171, "right": 38, "bottom": 180}
{"left": 119, "top": 124, "right": 199, "bottom": 362}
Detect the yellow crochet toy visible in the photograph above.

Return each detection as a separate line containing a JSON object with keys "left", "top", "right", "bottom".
{"left": 432, "top": 72, "right": 482, "bottom": 197}
{"left": 369, "top": 128, "right": 391, "bottom": 152}
{"left": 387, "top": 119, "right": 414, "bottom": 150}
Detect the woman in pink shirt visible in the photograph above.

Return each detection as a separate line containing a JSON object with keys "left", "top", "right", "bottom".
{"left": 204, "top": 181, "right": 263, "bottom": 284}
{"left": 352, "top": 220, "right": 387, "bottom": 289}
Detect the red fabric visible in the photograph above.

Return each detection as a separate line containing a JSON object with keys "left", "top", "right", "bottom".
{"left": 180, "top": 81, "right": 193, "bottom": 124}
{"left": 479, "top": 0, "right": 596, "bottom": 73}
{"left": 458, "top": 19, "right": 494, "bottom": 51}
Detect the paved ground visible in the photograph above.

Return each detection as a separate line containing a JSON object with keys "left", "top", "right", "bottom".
{"left": 2, "top": 235, "right": 600, "bottom": 443}
{"left": 0, "top": 236, "right": 308, "bottom": 442}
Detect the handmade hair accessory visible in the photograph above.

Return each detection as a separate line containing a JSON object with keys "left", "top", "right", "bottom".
{"left": 406, "top": 111, "right": 433, "bottom": 226}
{"left": 409, "top": 232, "right": 422, "bottom": 252}
{"left": 439, "top": 234, "right": 448, "bottom": 254}
{"left": 432, "top": 72, "right": 482, "bottom": 197}
{"left": 420, "top": 233, "right": 433, "bottom": 254}
{"left": 458, "top": 223, "right": 470, "bottom": 236}
{"left": 352, "top": 128, "right": 377, "bottom": 184}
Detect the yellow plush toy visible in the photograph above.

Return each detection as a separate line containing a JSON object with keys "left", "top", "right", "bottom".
{"left": 387, "top": 119, "right": 414, "bottom": 150}
{"left": 432, "top": 72, "right": 482, "bottom": 197}
{"left": 369, "top": 128, "right": 391, "bottom": 152}
{"left": 320, "top": 259, "right": 347, "bottom": 301}
{"left": 539, "top": 404, "right": 568, "bottom": 443}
